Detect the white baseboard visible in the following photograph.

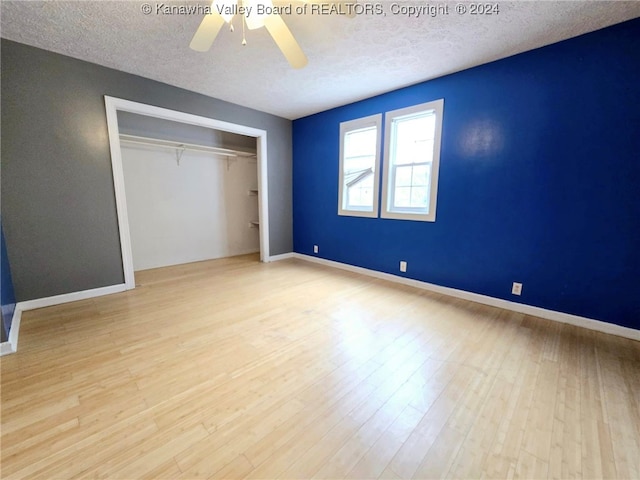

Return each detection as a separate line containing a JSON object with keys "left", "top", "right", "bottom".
{"left": 0, "top": 283, "right": 127, "bottom": 356}
{"left": 0, "top": 342, "right": 13, "bottom": 355}
{"left": 0, "top": 305, "right": 22, "bottom": 356}
{"left": 267, "top": 252, "right": 295, "bottom": 262}
{"left": 18, "top": 284, "right": 127, "bottom": 311}
{"left": 292, "top": 254, "right": 639, "bottom": 342}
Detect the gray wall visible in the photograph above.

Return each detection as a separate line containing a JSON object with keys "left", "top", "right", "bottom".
{"left": 1, "top": 39, "right": 293, "bottom": 301}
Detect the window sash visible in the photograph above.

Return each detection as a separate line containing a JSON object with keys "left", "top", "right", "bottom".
{"left": 389, "top": 162, "right": 431, "bottom": 213}
{"left": 381, "top": 99, "right": 444, "bottom": 222}
{"left": 345, "top": 170, "right": 374, "bottom": 210}
{"left": 338, "top": 114, "right": 382, "bottom": 218}
{"left": 388, "top": 113, "right": 435, "bottom": 214}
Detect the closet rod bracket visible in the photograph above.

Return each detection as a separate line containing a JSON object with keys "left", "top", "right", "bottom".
{"left": 176, "top": 145, "right": 186, "bottom": 166}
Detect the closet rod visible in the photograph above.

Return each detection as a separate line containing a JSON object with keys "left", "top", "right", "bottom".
{"left": 119, "top": 134, "right": 257, "bottom": 158}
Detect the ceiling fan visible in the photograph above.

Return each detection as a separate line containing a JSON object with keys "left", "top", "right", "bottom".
{"left": 190, "top": 0, "right": 308, "bottom": 69}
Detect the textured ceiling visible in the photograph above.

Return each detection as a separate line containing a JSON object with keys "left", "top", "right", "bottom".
{"left": 2, "top": 1, "right": 639, "bottom": 119}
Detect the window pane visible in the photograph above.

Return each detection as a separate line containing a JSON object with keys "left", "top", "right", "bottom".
{"left": 349, "top": 186, "right": 373, "bottom": 207}
{"left": 391, "top": 164, "right": 430, "bottom": 211}
{"left": 410, "top": 186, "right": 429, "bottom": 209}
{"left": 344, "top": 127, "right": 377, "bottom": 172}
{"left": 394, "top": 187, "right": 411, "bottom": 208}
{"left": 411, "top": 164, "right": 430, "bottom": 187}
{"left": 343, "top": 126, "right": 377, "bottom": 211}
{"left": 394, "top": 165, "right": 412, "bottom": 188}
{"left": 348, "top": 187, "right": 361, "bottom": 206}
{"left": 344, "top": 155, "right": 374, "bottom": 177}
{"left": 393, "top": 113, "right": 435, "bottom": 165}
{"left": 347, "top": 175, "right": 374, "bottom": 208}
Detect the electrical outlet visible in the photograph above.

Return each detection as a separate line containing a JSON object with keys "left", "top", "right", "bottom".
{"left": 512, "top": 282, "right": 522, "bottom": 295}
{"left": 400, "top": 261, "right": 407, "bottom": 273}
{"left": 313, "top": 245, "right": 318, "bottom": 254}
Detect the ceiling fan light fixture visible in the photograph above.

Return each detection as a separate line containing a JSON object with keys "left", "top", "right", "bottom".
{"left": 190, "top": 0, "right": 307, "bottom": 69}
{"left": 244, "top": 0, "right": 271, "bottom": 30}
{"left": 213, "top": 0, "right": 237, "bottom": 23}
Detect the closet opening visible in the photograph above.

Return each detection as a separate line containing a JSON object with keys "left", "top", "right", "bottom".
{"left": 104, "top": 97, "right": 269, "bottom": 291}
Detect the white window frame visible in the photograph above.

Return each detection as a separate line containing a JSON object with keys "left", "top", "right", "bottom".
{"left": 381, "top": 99, "right": 444, "bottom": 222}
{"left": 338, "top": 114, "right": 382, "bottom": 218}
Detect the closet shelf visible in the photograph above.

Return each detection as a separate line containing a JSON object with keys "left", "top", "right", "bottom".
{"left": 119, "top": 134, "right": 257, "bottom": 158}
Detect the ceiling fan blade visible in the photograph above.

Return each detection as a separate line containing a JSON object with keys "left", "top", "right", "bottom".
{"left": 263, "top": 14, "right": 308, "bottom": 69}
{"left": 189, "top": 9, "right": 226, "bottom": 52}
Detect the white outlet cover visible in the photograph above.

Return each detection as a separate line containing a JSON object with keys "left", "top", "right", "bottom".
{"left": 400, "top": 261, "right": 407, "bottom": 272}
{"left": 313, "top": 245, "right": 318, "bottom": 253}
{"left": 512, "top": 282, "right": 523, "bottom": 295}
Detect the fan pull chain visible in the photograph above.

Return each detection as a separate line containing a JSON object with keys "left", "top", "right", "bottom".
{"left": 242, "top": 17, "right": 247, "bottom": 45}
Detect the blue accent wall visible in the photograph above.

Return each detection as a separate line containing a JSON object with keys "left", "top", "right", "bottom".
{"left": 1, "top": 223, "right": 17, "bottom": 338}
{"left": 292, "top": 18, "right": 640, "bottom": 331}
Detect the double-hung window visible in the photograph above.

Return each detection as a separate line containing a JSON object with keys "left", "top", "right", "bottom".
{"left": 381, "top": 99, "right": 444, "bottom": 222}
{"left": 338, "top": 114, "right": 382, "bottom": 217}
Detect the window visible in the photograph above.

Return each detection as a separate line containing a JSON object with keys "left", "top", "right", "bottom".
{"left": 338, "top": 114, "right": 382, "bottom": 217}
{"left": 381, "top": 99, "right": 444, "bottom": 222}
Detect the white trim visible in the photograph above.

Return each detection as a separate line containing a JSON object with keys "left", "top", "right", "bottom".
{"left": 105, "top": 98, "right": 135, "bottom": 289}
{"left": 267, "top": 252, "right": 294, "bottom": 262}
{"left": 104, "top": 96, "right": 270, "bottom": 290}
{"left": 292, "top": 253, "right": 640, "bottom": 342}
{"left": 0, "top": 342, "right": 13, "bottom": 356}
{"left": 0, "top": 284, "right": 126, "bottom": 355}
{"left": 381, "top": 99, "right": 444, "bottom": 222}
{"left": 338, "top": 114, "right": 382, "bottom": 218}
{"left": 18, "top": 284, "right": 127, "bottom": 311}
{"left": 0, "top": 305, "right": 22, "bottom": 356}
{"left": 256, "top": 133, "right": 269, "bottom": 262}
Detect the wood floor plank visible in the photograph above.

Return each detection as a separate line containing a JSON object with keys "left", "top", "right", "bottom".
{"left": 1, "top": 254, "right": 638, "bottom": 479}
{"left": 345, "top": 404, "right": 423, "bottom": 479}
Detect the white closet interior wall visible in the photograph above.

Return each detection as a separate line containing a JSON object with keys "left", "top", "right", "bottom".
{"left": 121, "top": 141, "right": 259, "bottom": 271}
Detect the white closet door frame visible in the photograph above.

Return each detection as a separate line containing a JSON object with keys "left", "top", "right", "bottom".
{"left": 104, "top": 96, "right": 270, "bottom": 290}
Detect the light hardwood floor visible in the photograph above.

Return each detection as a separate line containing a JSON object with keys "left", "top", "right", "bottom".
{"left": 1, "top": 254, "right": 639, "bottom": 479}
